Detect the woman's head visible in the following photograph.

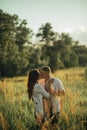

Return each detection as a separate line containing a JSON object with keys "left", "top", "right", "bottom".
{"left": 27, "top": 69, "right": 40, "bottom": 99}
{"left": 29, "top": 69, "right": 40, "bottom": 83}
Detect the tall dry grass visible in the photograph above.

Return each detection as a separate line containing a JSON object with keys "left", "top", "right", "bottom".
{"left": 0, "top": 67, "right": 87, "bottom": 130}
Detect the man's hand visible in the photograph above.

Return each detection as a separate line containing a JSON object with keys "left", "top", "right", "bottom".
{"left": 56, "top": 89, "right": 65, "bottom": 96}
{"left": 50, "top": 88, "right": 65, "bottom": 96}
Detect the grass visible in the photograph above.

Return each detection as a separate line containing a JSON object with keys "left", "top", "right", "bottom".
{"left": 0, "top": 67, "right": 87, "bottom": 130}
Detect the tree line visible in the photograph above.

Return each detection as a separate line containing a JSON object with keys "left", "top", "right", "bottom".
{"left": 0, "top": 9, "right": 87, "bottom": 77}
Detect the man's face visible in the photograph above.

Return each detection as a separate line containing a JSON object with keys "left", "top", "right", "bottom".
{"left": 40, "top": 70, "right": 47, "bottom": 79}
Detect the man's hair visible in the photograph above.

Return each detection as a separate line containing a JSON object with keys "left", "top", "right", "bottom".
{"left": 41, "top": 66, "right": 51, "bottom": 73}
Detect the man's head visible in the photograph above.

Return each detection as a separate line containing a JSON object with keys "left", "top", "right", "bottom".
{"left": 40, "top": 66, "right": 51, "bottom": 81}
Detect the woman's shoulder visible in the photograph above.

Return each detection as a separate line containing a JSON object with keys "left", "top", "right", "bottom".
{"left": 34, "top": 83, "right": 44, "bottom": 93}
{"left": 34, "top": 83, "right": 43, "bottom": 89}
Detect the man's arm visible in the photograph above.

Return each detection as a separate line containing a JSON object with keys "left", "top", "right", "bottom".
{"left": 46, "top": 78, "right": 65, "bottom": 96}
{"left": 57, "top": 79, "right": 65, "bottom": 96}
{"left": 46, "top": 78, "right": 54, "bottom": 94}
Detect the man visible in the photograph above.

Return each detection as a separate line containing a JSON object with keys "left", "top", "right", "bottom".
{"left": 40, "top": 66, "right": 65, "bottom": 130}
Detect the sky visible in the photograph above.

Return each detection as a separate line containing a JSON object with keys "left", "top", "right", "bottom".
{"left": 0, "top": 0, "right": 87, "bottom": 45}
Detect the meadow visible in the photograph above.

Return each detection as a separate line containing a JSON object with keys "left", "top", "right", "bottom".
{"left": 0, "top": 67, "right": 87, "bottom": 130}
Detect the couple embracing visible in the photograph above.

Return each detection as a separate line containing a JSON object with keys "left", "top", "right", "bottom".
{"left": 27, "top": 66, "right": 65, "bottom": 130}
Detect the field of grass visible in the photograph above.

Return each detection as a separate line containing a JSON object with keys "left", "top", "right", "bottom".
{"left": 0, "top": 67, "right": 87, "bottom": 130}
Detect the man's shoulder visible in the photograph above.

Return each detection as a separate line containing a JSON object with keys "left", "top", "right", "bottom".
{"left": 47, "top": 77, "right": 54, "bottom": 84}
{"left": 47, "top": 77, "right": 61, "bottom": 84}
{"left": 51, "top": 77, "right": 60, "bottom": 83}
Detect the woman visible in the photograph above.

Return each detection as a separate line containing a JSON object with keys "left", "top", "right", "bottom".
{"left": 27, "top": 69, "right": 50, "bottom": 127}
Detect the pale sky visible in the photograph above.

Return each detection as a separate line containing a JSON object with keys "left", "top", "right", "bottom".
{"left": 0, "top": 0, "right": 87, "bottom": 45}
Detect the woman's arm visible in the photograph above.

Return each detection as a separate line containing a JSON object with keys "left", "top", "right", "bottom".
{"left": 38, "top": 84, "right": 50, "bottom": 98}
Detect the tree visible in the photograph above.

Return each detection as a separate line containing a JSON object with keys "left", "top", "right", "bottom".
{"left": 15, "top": 20, "right": 34, "bottom": 49}
{"left": 0, "top": 42, "right": 19, "bottom": 77}
{"left": 72, "top": 45, "right": 87, "bottom": 66}
{"left": 0, "top": 9, "right": 33, "bottom": 77}
{"left": 59, "top": 33, "right": 73, "bottom": 48}
{"left": 0, "top": 9, "right": 33, "bottom": 48}
{"left": 0, "top": 9, "right": 16, "bottom": 46}
{"left": 60, "top": 49, "right": 79, "bottom": 68}
{"left": 36, "top": 22, "right": 56, "bottom": 44}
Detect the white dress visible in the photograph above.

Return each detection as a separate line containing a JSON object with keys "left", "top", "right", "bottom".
{"left": 32, "top": 83, "right": 50, "bottom": 116}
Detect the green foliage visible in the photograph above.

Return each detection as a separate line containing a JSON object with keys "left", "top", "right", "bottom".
{"left": 59, "top": 32, "right": 73, "bottom": 47}
{"left": 15, "top": 20, "right": 33, "bottom": 49}
{"left": 0, "top": 9, "right": 87, "bottom": 77}
{"left": 0, "top": 10, "right": 33, "bottom": 77}
{"left": 60, "top": 50, "right": 79, "bottom": 68}
{"left": 36, "top": 22, "right": 56, "bottom": 44}
{"left": 72, "top": 45, "right": 87, "bottom": 66}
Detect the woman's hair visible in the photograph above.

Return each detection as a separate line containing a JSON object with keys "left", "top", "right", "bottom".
{"left": 27, "top": 69, "right": 40, "bottom": 99}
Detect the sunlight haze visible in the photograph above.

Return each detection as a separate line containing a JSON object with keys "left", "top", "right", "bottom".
{"left": 0, "top": 0, "right": 87, "bottom": 45}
